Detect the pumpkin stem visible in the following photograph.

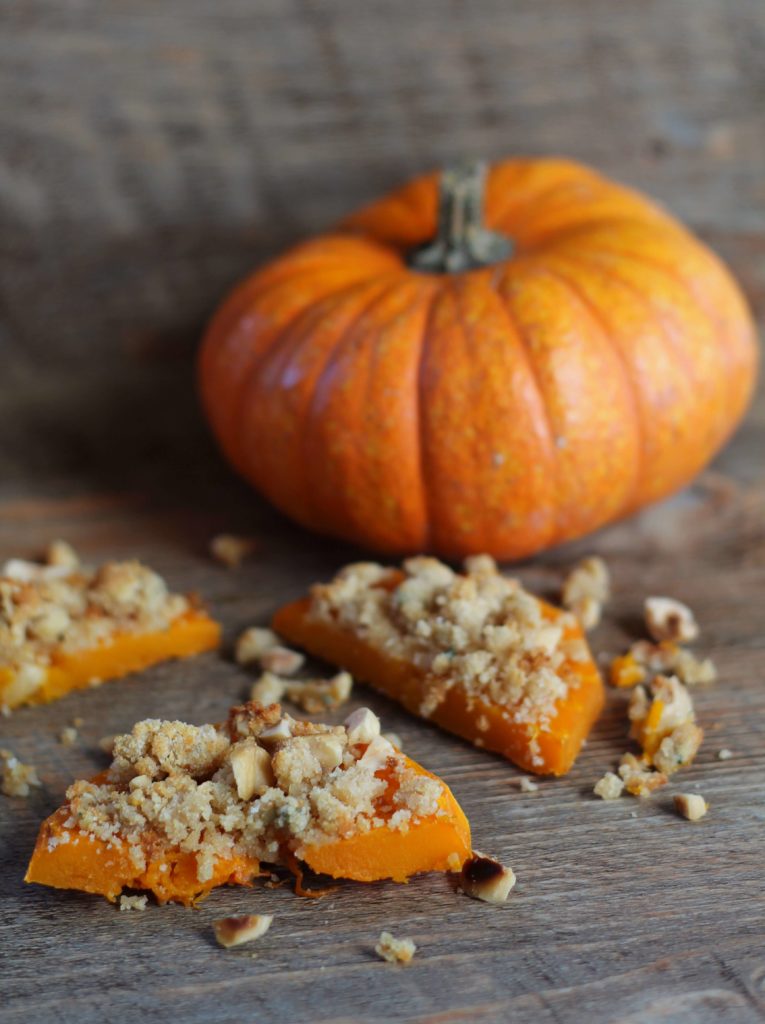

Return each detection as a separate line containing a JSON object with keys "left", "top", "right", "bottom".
{"left": 408, "top": 161, "right": 513, "bottom": 273}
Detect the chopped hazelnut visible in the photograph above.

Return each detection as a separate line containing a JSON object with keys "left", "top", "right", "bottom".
{"left": 260, "top": 646, "right": 305, "bottom": 676}
{"left": 213, "top": 913, "right": 273, "bottom": 948}
{"left": 250, "top": 672, "right": 287, "bottom": 706}
{"left": 235, "top": 627, "right": 279, "bottom": 666}
{"left": 593, "top": 772, "right": 624, "bottom": 800}
{"left": 229, "top": 740, "right": 274, "bottom": 800}
{"left": 674, "top": 793, "right": 708, "bottom": 821}
{"left": 460, "top": 851, "right": 516, "bottom": 905}
{"left": 210, "top": 534, "right": 256, "bottom": 569}
{"left": 344, "top": 707, "right": 381, "bottom": 746}
{"left": 258, "top": 718, "right": 293, "bottom": 748}
{"left": 119, "top": 894, "right": 148, "bottom": 912}
{"left": 374, "top": 930, "right": 416, "bottom": 964}
{"left": 644, "top": 596, "right": 699, "bottom": 644}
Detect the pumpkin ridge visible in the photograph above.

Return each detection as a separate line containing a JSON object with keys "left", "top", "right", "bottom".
{"left": 302, "top": 276, "right": 430, "bottom": 542}
{"left": 491, "top": 163, "right": 607, "bottom": 240}
{"left": 540, "top": 261, "right": 645, "bottom": 518}
{"left": 492, "top": 273, "right": 561, "bottom": 548}
{"left": 413, "top": 280, "right": 443, "bottom": 553}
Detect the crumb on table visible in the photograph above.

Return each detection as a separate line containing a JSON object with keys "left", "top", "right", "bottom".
{"left": 674, "top": 793, "right": 708, "bottom": 821}
{"left": 593, "top": 772, "right": 624, "bottom": 801}
{"left": 375, "top": 930, "right": 416, "bottom": 964}
{"left": 214, "top": 914, "right": 273, "bottom": 948}
{"left": 1, "top": 749, "right": 41, "bottom": 797}
{"left": 119, "top": 894, "right": 148, "bottom": 912}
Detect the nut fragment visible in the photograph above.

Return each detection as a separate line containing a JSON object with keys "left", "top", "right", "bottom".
{"left": 119, "top": 894, "right": 148, "bottom": 912}
{"left": 644, "top": 597, "right": 699, "bottom": 644}
{"left": 460, "top": 851, "right": 516, "bottom": 905}
{"left": 717, "top": 748, "right": 733, "bottom": 761}
{"left": 518, "top": 777, "right": 538, "bottom": 793}
{"left": 562, "top": 556, "right": 610, "bottom": 630}
{"left": 284, "top": 671, "right": 353, "bottom": 713}
{"left": 374, "top": 930, "right": 416, "bottom": 964}
{"left": 258, "top": 718, "right": 293, "bottom": 748}
{"left": 1, "top": 749, "right": 41, "bottom": 798}
{"left": 229, "top": 739, "right": 274, "bottom": 800}
{"left": 260, "top": 646, "right": 305, "bottom": 676}
{"left": 213, "top": 913, "right": 273, "bottom": 948}
{"left": 250, "top": 672, "right": 287, "bottom": 706}
{"left": 618, "top": 752, "right": 667, "bottom": 797}
{"left": 674, "top": 793, "right": 708, "bottom": 821}
{"left": 46, "top": 539, "right": 80, "bottom": 569}
{"left": 344, "top": 707, "right": 381, "bottom": 746}
{"left": 235, "top": 627, "right": 279, "bottom": 666}
{"left": 593, "top": 772, "right": 624, "bottom": 801}
{"left": 305, "top": 733, "right": 345, "bottom": 771}
{"left": 210, "top": 534, "right": 257, "bottom": 569}
{"left": 359, "top": 735, "right": 395, "bottom": 772}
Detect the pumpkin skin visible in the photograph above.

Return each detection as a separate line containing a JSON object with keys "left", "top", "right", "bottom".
{"left": 199, "top": 158, "right": 758, "bottom": 559}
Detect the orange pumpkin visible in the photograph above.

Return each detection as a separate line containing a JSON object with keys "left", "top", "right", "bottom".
{"left": 199, "top": 159, "right": 757, "bottom": 559}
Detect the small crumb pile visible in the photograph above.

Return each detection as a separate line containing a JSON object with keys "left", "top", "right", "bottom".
{"left": 562, "top": 556, "right": 610, "bottom": 630}
{"left": 51, "top": 702, "right": 446, "bottom": 886}
{"left": 210, "top": 534, "right": 257, "bottom": 569}
{"left": 375, "top": 930, "right": 416, "bottom": 964}
{"left": 1, "top": 749, "right": 41, "bottom": 798}
{"left": 236, "top": 625, "right": 354, "bottom": 714}
{"left": 595, "top": 593, "right": 710, "bottom": 806}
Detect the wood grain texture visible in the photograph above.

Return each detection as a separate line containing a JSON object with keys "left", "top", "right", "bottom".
{"left": 1, "top": 1, "right": 764, "bottom": 1022}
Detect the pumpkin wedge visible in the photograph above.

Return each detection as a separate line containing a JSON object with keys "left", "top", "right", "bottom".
{"left": 0, "top": 554, "right": 220, "bottom": 710}
{"left": 26, "top": 701, "right": 471, "bottom": 905}
{"left": 273, "top": 556, "right": 604, "bottom": 776}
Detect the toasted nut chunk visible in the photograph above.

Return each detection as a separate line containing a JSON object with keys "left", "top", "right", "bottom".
{"left": 652, "top": 722, "right": 704, "bottom": 775}
{"left": 460, "top": 851, "right": 516, "bottom": 905}
{"left": 230, "top": 739, "right": 274, "bottom": 800}
{"left": 214, "top": 913, "right": 273, "bottom": 948}
{"left": 674, "top": 793, "right": 708, "bottom": 821}
{"left": 236, "top": 627, "right": 279, "bottom": 666}
{"left": 645, "top": 597, "right": 699, "bottom": 644}
{"left": 305, "top": 733, "right": 345, "bottom": 772}
{"left": 250, "top": 672, "right": 287, "bottom": 706}
{"left": 518, "top": 777, "right": 538, "bottom": 793}
{"left": 119, "top": 894, "right": 148, "bottom": 912}
{"left": 562, "top": 556, "right": 610, "bottom": 630}
{"left": 593, "top": 772, "right": 624, "bottom": 800}
{"left": 345, "top": 707, "right": 381, "bottom": 746}
{"left": 210, "top": 534, "right": 256, "bottom": 569}
{"left": 46, "top": 539, "right": 80, "bottom": 569}
{"left": 258, "top": 718, "right": 293, "bottom": 748}
{"left": 618, "top": 752, "right": 667, "bottom": 797}
{"left": 717, "top": 748, "right": 733, "bottom": 761}
{"left": 359, "top": 735, "right": 396, "bottom": 772}
{"left": 1, "top": 749, "right": 41, "bottom": 798}
{"left": 374, "top": 930, "right": 416, "bottom": 964}
{"left": 260, "top": 646, "right": 305, "bottom": 676}
{"left": 284, "top": 671, "right": 353, "bottom": 714}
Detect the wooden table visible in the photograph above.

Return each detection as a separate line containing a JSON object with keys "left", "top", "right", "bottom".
{"left": 1, "top": 2, "right": 764, "bottom": 1021}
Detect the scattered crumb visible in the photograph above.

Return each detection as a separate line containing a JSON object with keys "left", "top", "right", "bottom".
{"left": 119, "top": 894, "right": 148, "bottom": 912}
{"left": 375, "top": 930, "right": 416, "bottom": 964}
{"left": 59, "top": 726, "right": 78, "bottom": 747}
{"left": 236, "top": 626, "right": 279, "bottom": 666}
{"left": 1, "top": 749, "right": 41, "bottom": 797}
{"left": 717, "top": 748, "right": 733, "bottom": 761}
{"left": 618, "top": 752, "right": 668, "bottom": 798}
{"left": 593, "top": 772, "right": 624, "bottom": 801}
{"left": 561, "top": 556, "right": 610, "bottom": 630}
{"left": 260, "top": 645, "right": 305, "bottom": 676}
{"left": 214, "top": 914, "right": 273, "bottom": 948}
{"left": 674, "top": 793, "right": 708, "bottom": 821}
{"left": 518, "top": 777, "right": 538, "bottom": 793}
{"left": 210, "top": 534, "right": 257, "bottom": 569}
{"left": 284, "top": 672, "right": 353, "bottom": 714}
{"left": 460, "top": 851, "right": 516, "bottom": 905}
{"left": 629, "top": 811, "right": 637, "bottom": 818}
{"left": 72, "top": 716, "right": 84, "bottom": 728}
{"left": 644, "top": 596, "right": 699, "bottom": 644}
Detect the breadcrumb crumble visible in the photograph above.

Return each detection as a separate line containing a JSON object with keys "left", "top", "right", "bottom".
{"left": 375, "top": 930, "right": 416, "bottom": 964}
{"left": 119, "top": 894, "right": 148, "bottom": 912}
{"left": 1, "top": 749, "right": 41, "bottom": 797}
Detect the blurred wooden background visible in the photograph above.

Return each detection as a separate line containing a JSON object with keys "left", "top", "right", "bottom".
{"left": 1, "top": 4, "right": 764, "bottom": 1024}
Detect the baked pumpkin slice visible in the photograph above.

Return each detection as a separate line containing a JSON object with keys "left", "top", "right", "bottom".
{"left": 273, "top": 555, "right": 604, "bottom": 776}
{"left": 25, "top": 701, "right": 471, "bottom": 905}
{"left": 0, "top": 553, "right": 220, "bottom": 710}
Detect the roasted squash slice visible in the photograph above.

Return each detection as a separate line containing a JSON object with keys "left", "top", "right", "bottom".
{"left": 274, "top": 556, "right": 604, "bottom": 776}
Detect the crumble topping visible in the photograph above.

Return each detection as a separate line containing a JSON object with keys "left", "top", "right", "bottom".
{"left": 674, "top": 793, "right": 708, "bottom": 821}
{"left": 460, "top": 852, "right": 516, "bottom": 904}
{"left": 57, "top": 703, "right": 445, "bottom": 884}
{"left": 119, "top": 894, "right": 148, "bottom": 912}
{"left": 1, "top": 749, "right": 41, "bottom": 797}
{"left": 644, "top": 596, "right": 699, "bottom": 644}
{"left": 0, "top": 549, "right": 191, "bottom": 705}
{"left": 307, "top": 556, "right": 586, "bottom": 728}
{"left": 561, "top": 556, "right": 610, "bottom": 630}
{"left": 375, "top": 931, "right": 416, "bottom": 964}
{"left": 214, "top": 913, "right": 273, "bottom": 948}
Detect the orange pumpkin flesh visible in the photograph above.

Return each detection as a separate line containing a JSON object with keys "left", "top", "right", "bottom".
{"left": 0, "top": 610, "right": 221, "bottom": 710}
{"left": 199, "top": 158, "right": 757, "bottom": 560}
{"left": 273, "top": 594, "right": 603, "bottom": 777}
{"left": 25, "top": 760, "right": 470, "bottom": 905}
